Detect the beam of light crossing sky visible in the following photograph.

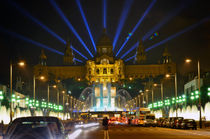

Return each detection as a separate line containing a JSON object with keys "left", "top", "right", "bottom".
{"left": 121, "top": 41, "right": 139, "bottom": 59}
{"left": 142, "top": 2, "right": 188, "bottom": 41}
{"left": 49, "top": 0, "right": 94, "bottom": 58}
{"left": 146, "top": 16, "right": 210, "bottom": 52}
{"left": 76, "top": 0, "right": 96, "bottom": 52}
{"left": 115, "top": 0, "right": 157, "bottom": 57}
{"left": 103, "top": 0, "right": 107, "bottom": 29}
{"left": 71, "top": 45, "right": 88, "bottom": 60}
{"left": 113, "top": 0, "right": 134, "bottom": 51}
{"left": 0, "top": 26, "right": 64, "bottom": 55}
{"left": 9, "top": 0, "right": 88, "bottom": 60}
{"left": 8, "top": 0, "right": 66, "bottom": 45}
{"left": 74, "top": 58, "right": 83, "bottom": 63}
{"left": 125, "top": 54, "right": 136, "bottom": 62}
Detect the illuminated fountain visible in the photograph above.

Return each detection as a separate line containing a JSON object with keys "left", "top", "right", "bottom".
{"left": 79, "top": 85, "right": 132, "bottom": 112}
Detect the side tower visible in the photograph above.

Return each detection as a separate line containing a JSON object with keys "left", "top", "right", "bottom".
{"left": 63, "top": 42, "right": 74, "bottom": 65}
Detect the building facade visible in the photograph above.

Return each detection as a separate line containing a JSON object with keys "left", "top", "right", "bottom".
{"left": 34, "top": 29, "right": 176, "bottom": 111}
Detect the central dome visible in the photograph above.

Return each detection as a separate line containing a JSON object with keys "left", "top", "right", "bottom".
{"left": 97, "top": 29, "right": 112, "bottom": 47}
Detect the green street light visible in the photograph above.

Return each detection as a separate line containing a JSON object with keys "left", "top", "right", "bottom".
{"left": 0, "top": 91, "right": 3, "bottom": 100}
{"left": 208, "top": 87, "right": 210, "bottom": 96}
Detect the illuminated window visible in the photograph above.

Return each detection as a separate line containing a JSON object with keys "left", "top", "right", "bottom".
{"left": 102, "top": 48, "right": 107, "bottom": 53}
{"left": 96, "top": 69, "right": 99, "bottom": 74}
{"left": 110, "top": 69, "right": 114, "bottom": 74}
{"left": 103, "top": 68, "right": 107, "bottom": 74}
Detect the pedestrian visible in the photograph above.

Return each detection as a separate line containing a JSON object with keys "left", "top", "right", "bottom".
{"left": 128, "top": 118, "right": 131, "bottom": 126}
{"left": 102, "top": 117, "right": 109, "bottom": 139}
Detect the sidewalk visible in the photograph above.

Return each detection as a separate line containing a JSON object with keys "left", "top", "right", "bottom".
{"left": 197, "top": 127, "right": 210, "bottom": 131}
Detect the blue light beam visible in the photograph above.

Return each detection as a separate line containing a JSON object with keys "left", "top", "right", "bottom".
{"left": 146, "top": 16, "right": 210, "bottom": 52}
{"left": 125, "top": 54, "right": 136, "bottom": 62}
{"left": 142, "top": 2, "right": 188, "bottom": 41}
{"left": 113, "top": 0, "right": 134, "bottom": 50}
{"left": 71, "top": 45, "right": 88, "bottom": 60}
{"left": 74, "top": 58, "right": 83, "bottom": 63}
{"left": 116, "top": 0, "right": 156, "bottom": 57}
{"left": 49, "top": 0, "right": 94, "bottom": 58}
{"left": 0, "top": 27, "right": 63, "bottom": 55}
{"left": 76, "top": 0, "right": 96, "bottom": 52}
{"left": 121, "top": 41, "right": 139, "bottom": 59}
{"left": 103, "top": 0, "right": 107, "bottom": 29}
{"left": 8, "top": 0, "right": 66, "bottom": 45}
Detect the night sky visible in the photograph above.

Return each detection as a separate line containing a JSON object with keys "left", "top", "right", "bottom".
{"left": 0, "top": 0, "right": 210, "bottom": 85}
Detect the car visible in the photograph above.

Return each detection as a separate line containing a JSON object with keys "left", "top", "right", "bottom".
{"left": 175, "top": 119, "right": 184, "bottom": 129}
{"left": 170, "top": 117, "right": 184, "bottom": 128}
{"left": 143, "top": 114, "right": 156, "bottom": 127}
{"left": 3, "top": 116, "right": 69, "bottom": 139}
{"left": 157, "top": 118, "right": 165, "bottom": 127}
{"left": 180, "top": 119, "right": 197, "bottom": 130}
{"left": 162, "top": 119, "right": 170, "bottom": 128}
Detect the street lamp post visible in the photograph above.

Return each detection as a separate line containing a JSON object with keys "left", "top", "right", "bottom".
{"left": 10, "top": 61, "right": 13, "bottom": 122}
{"left": 175, "top": 73, "right": 178, "bottom": 118}
{"left": 141, "top": 93, "right": 144, "bottom": 107}
{"left": 186, "top": 59, "right": 202, "bottom": 128}
{"left": 33, "top": 75, "right": 45, "bottom": 101}
{"left": 198, "top": 61, "right": 202, "bottom": 129}
{"left": 154, "top": 83, "right": 164, "bottom": 115}
{"left": 47, "top": 84, "right": 56, "bottom": 104}
{"left": 10, "top": 60, "right": 25, "bottom": 122}
{"left": 166, "top": 73, "right": 178, "bottom": 117}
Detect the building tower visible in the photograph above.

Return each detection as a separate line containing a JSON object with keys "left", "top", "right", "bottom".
{"left": 39, "top": 50, "right": 47, "bottom": 66}
{"left": 96, "top": 28, "right": 114, "bottom": 63}
{"left": 161, "top": 47, "right": 172, "bottom": 64}
{"left": 136, "top": 40, "right": 146, "bottom": 64}
{"left": 63, "top": 41, "right": 74, "bottom": 65}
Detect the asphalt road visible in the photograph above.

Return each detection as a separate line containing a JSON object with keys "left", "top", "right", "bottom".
{"left": 75, "top": 125, "right": 210, "bottom": 139}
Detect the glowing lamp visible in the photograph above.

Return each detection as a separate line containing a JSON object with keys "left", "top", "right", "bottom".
{"left": 185, "top": 59, "right": 192, "bottom": 63}
{"left": 191, "top": 96, "right": 195, "bottom": 100}
{"left": 208, "top": 88, "right": 210, "bottom": 91}
{"left": 195, "top": 91, "right": 199, "bottom": 95}
{"left": 0, "top": 96, "right": 3, "bottom": 100}
{"left": 18, "top": 61, "right": 25, "bottom": 67}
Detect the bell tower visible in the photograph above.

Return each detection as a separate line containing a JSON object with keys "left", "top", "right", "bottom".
{"left": 63, "top": 41, "right": 74, "bottom": 65}
{"left": 161, "top": 47, "right": 172, "bottom": 64}
{"left": 136, "top": 40, "right": 146, "bottom": 64}
{"left": 39, "top": 49, "right": 47, "bottom": 66}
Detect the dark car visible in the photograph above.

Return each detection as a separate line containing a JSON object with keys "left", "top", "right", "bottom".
{"left": 180, "top": 119, "right": 197, "bottom": 130}
{"left": 3, "top": 116, "right": 68, "bottom": 139}
{"left": 163, "top": 119, "right": 170, "bottom": 128}
{"left": 170, "top": 117, "right": 184, "bottom": 128}
{"left": 157, "top": 118, "right": 165, "bottom": 127}
{"left": 175, "top": 119, "right": 183, "bottom": 129}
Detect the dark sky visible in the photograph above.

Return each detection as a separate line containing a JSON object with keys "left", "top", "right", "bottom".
{"left": 0, "top": 0, "right": 210, "bottom": 84}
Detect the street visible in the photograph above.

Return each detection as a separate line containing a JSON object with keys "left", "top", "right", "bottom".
{"left": 76, "top": 126, "right": 210, "bottom": 139}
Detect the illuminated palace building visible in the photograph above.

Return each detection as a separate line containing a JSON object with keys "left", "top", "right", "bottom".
{"left": 34, "top": 29, "right": 176, "bottom": 111}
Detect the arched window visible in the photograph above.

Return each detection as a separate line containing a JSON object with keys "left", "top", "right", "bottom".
{"left": 96, "top": 69, "right": 100, "bottom": 74}
{"left": 103, "top": 68, "right": 107, "bottom": 74}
